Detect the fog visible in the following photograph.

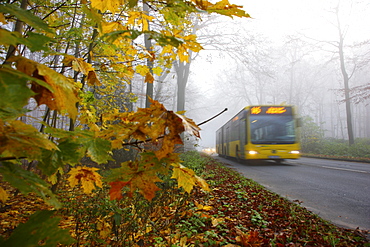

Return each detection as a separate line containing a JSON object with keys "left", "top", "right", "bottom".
{"left": 182, "top": 0, "right": 370, "bottom": 149}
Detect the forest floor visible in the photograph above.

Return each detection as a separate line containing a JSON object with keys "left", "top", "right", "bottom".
{"left": 0, "top": 153, "right": 369, "bottom": 246}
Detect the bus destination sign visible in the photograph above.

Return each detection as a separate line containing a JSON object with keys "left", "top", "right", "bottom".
{"left": 250, "top": 106, "right": 291, "bottom": 115}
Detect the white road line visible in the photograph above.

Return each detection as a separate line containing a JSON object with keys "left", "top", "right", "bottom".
{"left": 320, "top": 165, "right": 370, "bottom": 174}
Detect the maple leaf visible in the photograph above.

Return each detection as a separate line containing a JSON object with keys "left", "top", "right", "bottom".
{"left": 127, "top": 11, "right": 154, "bottom": 31}
{"left": 235, "top": 228, "right": 263, "bottom": 247}
{"left": 67, "top": 166, "right": 103, "bottom": 194}
{"left": 91, "top": 0, "right": 124, "bottom": 13}
{"left": 8, "top": 56, "right": 79, "bottom": 120}
{"left": 135, "top": 64, "right": 150, "bottom": 76}
{"left": 106, "top": 154, "right": 170, "bottom": 201}
{"left": 0, "top": 120, "right": 58, "bottom": 159}
{"left": 130, "top": 171, "right": 162, "bottom": 201}
{"left": 171, "top": 163, "right": 210, "bottom": 193}
{"left": 108, "top": 181, "right": 130, "bottom": 200}
{"left": 171, "top": 164, "right": 197, "bottom": 193}
{"left": 62, "top": 55, "right": 101, "bottom": 86}
{"left": 174, "top": 112, "right": 201, "bottom": 138}
{"left": 100, "top": 21, "right": 125, "bottom": 34}
{"left": 152, "top": 66, "right": 163, "bottom": 76}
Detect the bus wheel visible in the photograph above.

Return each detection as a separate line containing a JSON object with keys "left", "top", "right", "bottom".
{"left": 236, "top": 146, "right": 241, "bottom": 163}
{"left": 275, "top": 159, "right": 285, "bottom": 164}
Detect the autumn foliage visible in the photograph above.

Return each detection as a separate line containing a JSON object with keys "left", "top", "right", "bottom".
{"left": 0, "top": 0, "right": 249, "bottom": 245}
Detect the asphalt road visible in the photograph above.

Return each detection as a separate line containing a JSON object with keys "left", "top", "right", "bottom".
{"left": 214, "top": 156, "right": 370, "bottom": 231}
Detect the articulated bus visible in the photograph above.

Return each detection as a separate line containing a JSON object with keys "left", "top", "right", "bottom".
{"left": 216, "top": 105, "right": 301, "bottom": 162}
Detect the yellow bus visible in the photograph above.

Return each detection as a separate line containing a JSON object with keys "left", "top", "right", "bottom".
{"left": 216, "top": 105, "right": 301, "bottom": 162}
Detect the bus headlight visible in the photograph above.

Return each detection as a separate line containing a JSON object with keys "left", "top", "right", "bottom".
{"left": 289, "top": 151, "right": 300, "bottom": 154}
{"left": 248, "top": 150, "right": 258, "bottom": 155}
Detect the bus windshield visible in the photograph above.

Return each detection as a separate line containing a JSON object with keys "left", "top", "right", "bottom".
{"left": 250, "top": 115, "right": 295, "bottom": 144}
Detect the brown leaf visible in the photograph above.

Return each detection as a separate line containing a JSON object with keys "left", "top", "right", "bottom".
{"left": 235, "top": 229, "right": 263, "bottom": 247}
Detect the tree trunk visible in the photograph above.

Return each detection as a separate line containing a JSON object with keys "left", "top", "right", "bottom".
{"left": 143, "top": 2, "right": 153, "bottom": 108}
{"left": 336, "top": 7, "right": 354, "bottom": 145}
{"left": 174, "top": 59, "right": 191, "bottom": 112}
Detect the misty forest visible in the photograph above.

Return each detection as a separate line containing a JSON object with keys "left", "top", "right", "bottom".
{"left": 5, "top": 0, "right": 370, "bottom": 154}
{"left": 139, "top": 0, "right": 370, "bottom": 156}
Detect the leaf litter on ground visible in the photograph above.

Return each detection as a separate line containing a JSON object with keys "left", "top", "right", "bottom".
{"left": 0, "top": 152, "right": 369, "bottom": 246}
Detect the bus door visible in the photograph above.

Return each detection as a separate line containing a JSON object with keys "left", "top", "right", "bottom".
{"left": 239, "top": 119, "right": 246, "bottom": 158}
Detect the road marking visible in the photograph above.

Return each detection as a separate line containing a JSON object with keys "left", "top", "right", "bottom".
{"left": 321, "top": 165, "right": 370, "bottom": 174}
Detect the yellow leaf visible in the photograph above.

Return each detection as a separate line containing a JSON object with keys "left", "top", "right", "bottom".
{"left": 171, "top": 164, "right": 196, "bottom": 193}
{"left": 127, "top": 11, "right": 154, "bottom": 31}
{"left": 211, "top": 217, "right": 224, "bottom": 227}
{"left": 72, "top": 58, "right": 93, "bottom": 75}
{"left": 195, "top": 201, "right": 213, "bottom": 211}
{"left": 0, "top": 187, "right": 9, "bottom": 203}
{"left": 180, "top": 236, "right": 187, "bottom": 247}
{"left": 63, "top": 55, "right": 97, "bottom": 78}
{"left": 0, "top": 13, "right": 7, "bottom": 24}
{"left": 195, "top": 175, "right": 210, "bottom": 191}
{"left": 193, "top": 0, "right": 251, "bottom": 18}
{"left": 152, "top": 67, "right": 163, "bottom": 76}
{"left": 67, "top": 166, "right": 103, "bottom": 194}
{"left": 91, "top": 0, "right": 124, "bottom": 13}
{"left": 97, "top": 217, "right": 111, "bottom": 238}
{"left": 100, "top": 21, "right": 124, "bottom": 34}
{"left": 136, "top": 64, "right": 149, "bottom": 76}
{"left": 48, "top": 168, "right": 64, "bottom": 185}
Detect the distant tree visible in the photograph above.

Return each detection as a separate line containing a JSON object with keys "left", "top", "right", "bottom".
{"left": 308, "top": 1, "right": 370, "bottom": 145}
{"left": 300, "top": 116, "right": 325, "bottom": 153}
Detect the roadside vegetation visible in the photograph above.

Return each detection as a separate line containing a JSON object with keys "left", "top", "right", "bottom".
{"left": 1, "top": 151, "right": 368, "bottom": 246}
{"left": 301, "top": 116, "right": 370, "bottom": 162}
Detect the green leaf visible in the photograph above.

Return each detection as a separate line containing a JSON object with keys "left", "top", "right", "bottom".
{"left": 0, "top": 162, "right": 62, "bottom": 208}
{"left": 0, "top": 67, "right": 55, "bottom": 120}
{"left": 0, "top": 29, "right": 23, "bottom": 46}
{"left": 38, "top": 140, "right": 83, "bottom": 177}
{"left": 1, "top": 210, "right": 74, "bottom": 247}
{"left": 25, "top": 32, "right": 53, "bottom": 52}
{"left": 0, "top": 67, "right": 34, "bottom": 120}
{"left": 102, "top": 30, "right": 142, "bottom": 43}
{"left": 149, "top": 31, "right": 183, "bottom": 47}
{"left": 0, "top": 29, "right": 53, "bottom": 52}
{"left": 0, "top": 3, "right": 53, "bottom": 33}
{"left": 86, "top": 138, "right": 112, "bottom": 164}
{"left": 58, "top": 140, "right": 84, "bottom": 164}
{"left": 128, "top": 0, "right": 139, "bottom": 8}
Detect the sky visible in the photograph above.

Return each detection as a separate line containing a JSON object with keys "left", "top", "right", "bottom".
{"left": 189, "top": 0, "right": 370, "bottom": 149}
